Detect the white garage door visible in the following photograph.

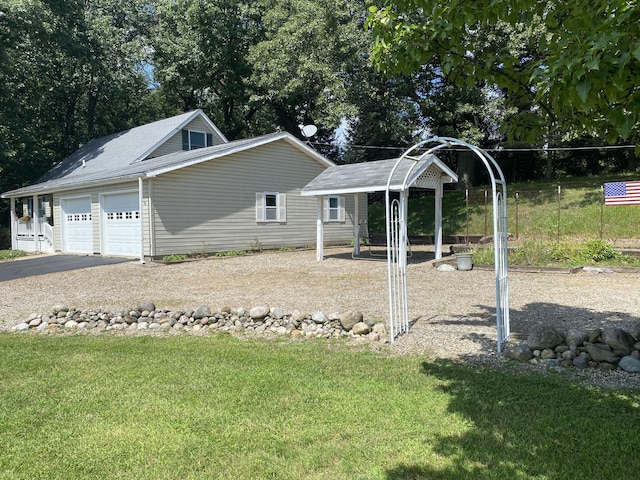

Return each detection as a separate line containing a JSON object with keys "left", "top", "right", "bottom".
{"left": 61, "top": 196, "right": 93, "bottom": 254}
{"left": 102, "top": 192, "right": 140, "bottom": 257}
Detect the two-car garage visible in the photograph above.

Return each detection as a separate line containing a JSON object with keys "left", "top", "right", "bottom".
{"left": 60, "top": 191, "right": 141, "bottom": 257}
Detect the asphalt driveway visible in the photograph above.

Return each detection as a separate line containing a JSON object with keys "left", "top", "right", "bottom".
{"left": 0, "top": 255, "right": 133, "bottom": 282}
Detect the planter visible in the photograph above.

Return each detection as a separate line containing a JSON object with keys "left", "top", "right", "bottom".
{"left": 455, "top": 252, "right": 473, "bottom": 271}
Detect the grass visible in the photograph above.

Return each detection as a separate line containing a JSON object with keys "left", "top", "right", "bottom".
{"left": 0, "top": 250, "right": 26, "bottom": 262}
{"left": 368, "top": 176, "right": 640, "bottom": 242}
{"left": 1, "top": 333, "right": 639, "bottom": 479}
{"left": 472, "top": 239, "right": 640, "bottom": 268}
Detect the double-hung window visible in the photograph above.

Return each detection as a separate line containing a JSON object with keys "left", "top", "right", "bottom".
{"left": 256, "top": 192, "right": 286, "bottom": 223}
{"left": 324, "top": 195, "right": 345, "bottom": 222}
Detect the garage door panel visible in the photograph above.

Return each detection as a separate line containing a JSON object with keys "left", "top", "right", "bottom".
{"left": 102, "top": 193, "right": 140, "bottom": 257}
{"left": 61, "top": 197, "right": 93, "bottom": 254}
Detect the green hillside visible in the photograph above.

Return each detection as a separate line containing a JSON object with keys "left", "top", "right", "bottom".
{"left": 368, "top": 177, "right": 640, "bottom": 244}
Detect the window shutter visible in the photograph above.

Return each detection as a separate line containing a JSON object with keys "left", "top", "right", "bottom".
{"left": 206, "top": 133, "right": 213, "bottom": 146}
{"left": 338, "top": 196, "right": 346, "bottom": 222}
{"left": 182, "top": 130, "right": 189, "bottom": 150}
{"left": 255, "top": 193, "right": 265, "bottom": 222}
{"left": 278, "top": 193, "right": 286, "bottom": 222}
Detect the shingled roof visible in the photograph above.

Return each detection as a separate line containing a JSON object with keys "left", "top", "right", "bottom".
{"left": 301, "top": 154, "right": 457, "bottom": 196}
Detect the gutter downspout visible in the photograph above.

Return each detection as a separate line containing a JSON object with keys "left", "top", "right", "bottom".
{"left": 138, "top": 177, "right": 145, "bottom": 264}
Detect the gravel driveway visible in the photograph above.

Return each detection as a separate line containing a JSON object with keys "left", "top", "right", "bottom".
{"left": 2, "top": 247, "right": 640, "bottom": 386}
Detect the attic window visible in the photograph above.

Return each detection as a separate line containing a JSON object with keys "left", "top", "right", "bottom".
{"left": 182, "top": 130, "right": 214, "bottom": 150}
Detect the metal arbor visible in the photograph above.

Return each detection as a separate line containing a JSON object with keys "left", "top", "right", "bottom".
{"left": 386, "top": 137, "right": 510, "bottom": 353}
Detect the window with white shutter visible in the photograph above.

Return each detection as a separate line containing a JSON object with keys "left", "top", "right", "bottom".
{"left": 256, "top": 192, "right": 286, "bottom": 223}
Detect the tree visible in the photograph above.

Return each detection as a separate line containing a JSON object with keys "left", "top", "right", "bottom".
{"left": 366, "top": 0, "right": 640, "bottom": 144}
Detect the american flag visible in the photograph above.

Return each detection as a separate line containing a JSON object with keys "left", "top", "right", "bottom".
{"left": 604, "top": 181, "right": 640, "bottom": 206}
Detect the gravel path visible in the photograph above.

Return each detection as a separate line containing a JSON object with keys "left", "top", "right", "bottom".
{"left": 2, "top": 247, "right": 639, "bottom": 388}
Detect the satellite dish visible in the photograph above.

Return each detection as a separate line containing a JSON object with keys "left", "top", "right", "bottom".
{"left": 299, "top": 124, "right": 318, "bottom": 139}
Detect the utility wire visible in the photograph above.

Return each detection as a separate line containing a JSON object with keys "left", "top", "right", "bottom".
{"left": 311, "top": 141, "right": 638, "bottom": 153}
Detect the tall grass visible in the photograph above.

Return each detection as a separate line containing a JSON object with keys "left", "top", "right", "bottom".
{"left": 368, "top": 178, "right": 640, "bottom": 242}
{"left": 1, "top": 334, "right": 639, "bottom": 479}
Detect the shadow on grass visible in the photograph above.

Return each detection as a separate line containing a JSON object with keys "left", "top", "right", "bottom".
{"left": 385, "top": 359, "right": 640, "bottom": 479}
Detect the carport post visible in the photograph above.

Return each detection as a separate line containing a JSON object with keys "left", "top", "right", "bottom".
{"left": 434, "top": 182, "right": 443, "bottom": 259}
{"left": 316, "top": 195, "right": 324, "bottom": 261}
{"left": 353, "top": 193, "right": 360, "bottom": 256}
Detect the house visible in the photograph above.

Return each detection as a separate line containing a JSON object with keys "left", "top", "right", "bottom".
{"left": 1, "top": 110, "right": 364, "bottom": 260}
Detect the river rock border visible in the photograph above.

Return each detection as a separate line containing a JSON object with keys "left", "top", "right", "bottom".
{"left": 12, "top": 302, "right": 389, "bottom": 342}
{"left": 504, "top": 324, "right": 640, "bottom": 374}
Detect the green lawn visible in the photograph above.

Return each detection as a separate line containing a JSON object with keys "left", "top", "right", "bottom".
{"left": 1, "top": 333, "right": 639, "bottom": 479}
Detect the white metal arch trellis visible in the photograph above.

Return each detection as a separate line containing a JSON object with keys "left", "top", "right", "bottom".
{"left": 386, "top": 137, "right": 510, "bottom": 353}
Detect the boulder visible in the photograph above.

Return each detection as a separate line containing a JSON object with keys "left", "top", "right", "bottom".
{"left": 619, "top": 356, "right": 640, "bottom": 373}
{"left": 527, "top": 325, "right": 564, "bottom": 350}
{"left": 565, "top": 329, "right": 589, "bottom": 350}
{"left": 138, "top": 302, "right": 155, "bottom": 313}
{"left": 351, "top": 322, "right": 370, "bottom": 335}
{"left": 572, "top": 356, "right": 589, "bottom": 369}
{"left": 585, "top": 343, "right": 620, "bottom": 364}
{"left": 600, "top": 327, "right": 636, "bottom": 356}
{"left": 504, "top": 344, "right": 533, "bottom": 361}
{"left": 249, "top": 305, "right": 269, "bottom": 320}
{"left": 540, "top": 348, "right": 556, "bottom": 359}
{"left": 311, "top": 311, "right": 328, "bottom": 324}
{"left": 194, "top": 305, "right": 212, "bottom": 320}
{"left": 338, "top": 310, "right": 363, "bottom": 331}
{"left": 437, "top": 264, "right": 455, "bottom": 272}
{"left": 14, "top": 322, "right": 30, "bottom": 331}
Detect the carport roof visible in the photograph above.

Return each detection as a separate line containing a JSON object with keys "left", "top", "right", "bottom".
{"left": 301, "top": 154, "right": 457, "bottom": 196}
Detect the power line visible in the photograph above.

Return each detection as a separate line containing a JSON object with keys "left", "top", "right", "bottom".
{"left": 311, "top": 141, "right": 638, "bottom": 153}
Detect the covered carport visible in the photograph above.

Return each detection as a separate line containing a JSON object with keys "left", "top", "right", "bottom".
{"left": 301, "top": 153, "right": 458, "bottom": 261}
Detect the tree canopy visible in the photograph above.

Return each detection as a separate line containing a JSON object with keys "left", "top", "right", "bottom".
{"left": 366, "top": 0, "right": 640, "bottom": 143}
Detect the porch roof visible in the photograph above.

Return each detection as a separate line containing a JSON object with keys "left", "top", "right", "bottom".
{"left": 301, "top": 154, "right": 457, "bottom": 197}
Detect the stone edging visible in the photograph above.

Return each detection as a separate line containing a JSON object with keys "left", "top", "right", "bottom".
{"left": 12, "top": 303, "right": 389, "bottom": 342}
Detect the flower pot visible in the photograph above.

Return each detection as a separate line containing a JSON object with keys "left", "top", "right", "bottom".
{"left": 455, "top": 252, "right": 473, "bottom": 271}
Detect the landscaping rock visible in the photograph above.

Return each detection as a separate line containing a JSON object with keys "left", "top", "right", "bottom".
{"left": 527, "top": 325, "right": 564, "bottom": 350}
{"left": 311, "top": 311, "right": 328, "bottom": 324}
{"left": 138, "top": 302, "right": 155, "bottom": 313}
{"left": 351, "top": 322, "right": 370, "bottom": 335}
{"left": 566, "top": 329, "right": 589, "bottom": 350}
{"left": 194, "top": 305, "right": 212, "bottom": 320}
{"left": 504, "top": 344, "right": 533, "bottom": 361}
{"left": 247, "top": 305, "right": 268, "bottom": 320}
{"left": 15, "top": 322, "right": 30, "bottom": 331}
{"left": 338, "top": 310, "right": 363, "bottom": 331}
{"left": 437, "top": 264, "right": 455, "bottom": 272}
{"left": 619, "top": 356, "right": 640, "bottom": 373}
{"left": 600, "top": 327, "right": 636, "bottom": 356}
{"left": 585, "top": 343, "right": 620, "bottom": 364}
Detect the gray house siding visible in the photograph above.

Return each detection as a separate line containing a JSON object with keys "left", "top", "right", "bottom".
{"left": 151, "top": 141, "right": 358, "bottom": 256}
{"left": 147, "top": 117, "right": 226, "bottom": 159}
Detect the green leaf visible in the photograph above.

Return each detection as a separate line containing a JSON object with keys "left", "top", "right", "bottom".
{"left": 633, "top": 41, "right": 640, "bottom": 61}
{"left": 576, "top": 80, "right": 592, "bottom": 104}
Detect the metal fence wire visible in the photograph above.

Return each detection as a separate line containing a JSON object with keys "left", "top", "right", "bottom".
{"left": 433, "top": 184, "right": 640, "bottom": 243}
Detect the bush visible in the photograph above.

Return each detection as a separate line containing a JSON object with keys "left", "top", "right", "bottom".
{"left": 0, "top": 227, "right": 11, "bottom": 250}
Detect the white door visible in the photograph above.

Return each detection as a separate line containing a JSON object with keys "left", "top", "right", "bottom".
{"left": 102, "top": 192, "right": 141, "bottom": 257}
{"left": 61, "top": 196, "right": 93, "bottom": 254}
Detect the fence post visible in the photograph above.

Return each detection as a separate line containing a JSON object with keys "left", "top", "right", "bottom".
{"left": 557, "top": 185, "right": 561, "bottom": 242}
{"left": 600, "top": 185, "right": 604, "bottom": 240}
{"left": 465, "top": 188, "right": 469, "bottom": 244}
{"left": 515, "top": 192, "right": 519, "bottom": 240}
{"left": 484, "top": 189, "right": 488, "bottom": 238}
